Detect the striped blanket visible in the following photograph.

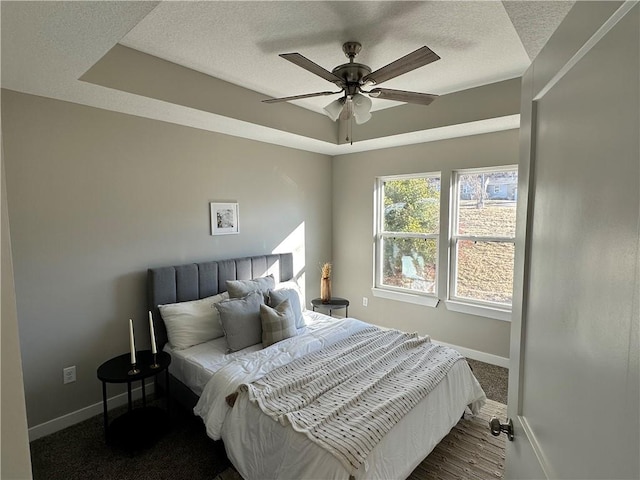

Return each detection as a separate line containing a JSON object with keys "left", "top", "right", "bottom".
{"left": 237, "top": 326, "right": 463, "bottom": 473}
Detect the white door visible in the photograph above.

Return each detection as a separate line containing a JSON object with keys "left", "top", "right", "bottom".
{"left": 505, "top": 2, "right": 639, "bottom": 478}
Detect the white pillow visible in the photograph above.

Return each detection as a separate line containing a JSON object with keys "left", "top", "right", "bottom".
{"left": 159, "top": 291, "right": 229, "bottom": 350}
{"left": 275, "top": 280, "right": 304, "bottom": 308}
{"left": 272, "top": 280, "right": 304, "bottom": 300}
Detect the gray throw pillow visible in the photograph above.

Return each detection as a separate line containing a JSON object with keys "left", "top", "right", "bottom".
{"left": 226, "top": 275, "right": 275, "bottom": 299}
{"left": 215, "top": 291, "right": 263, "bottom": 352}
{"left": 269, "top": 288, "right": 303, "bottom": 328}
{"left": 260, "top": 299, "right": 297, "bottom": 347}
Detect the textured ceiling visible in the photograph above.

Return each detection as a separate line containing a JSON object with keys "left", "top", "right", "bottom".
{"left": 503, "top": 1, "right": 575, "bottom": 60}
{"left": 119, "top": 1, "right": 542, "bottom": 113}
{"left": 1, "top": 1, "right": 573, "bottom": 153}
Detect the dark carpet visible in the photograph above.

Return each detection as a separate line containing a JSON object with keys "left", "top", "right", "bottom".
{"left": 30, "top": 358, "right": 507, "bottom": 480}
{"left": 466, "top": 358, "right": 509, "bottom": 405}
{"left": 29, "top": 400, "right": 230, "bottom": 480}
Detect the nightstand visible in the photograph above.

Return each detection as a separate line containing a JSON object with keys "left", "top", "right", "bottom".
{"left": 97, "top": 350, "right": 171, "bottom": 450}
{"left": 311, "top": 297, "right": 350, "bottom": 317}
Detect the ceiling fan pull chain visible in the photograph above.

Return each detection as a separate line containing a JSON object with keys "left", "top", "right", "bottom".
{"left": 348, "top": 116, "right": 354, "bottom": 145}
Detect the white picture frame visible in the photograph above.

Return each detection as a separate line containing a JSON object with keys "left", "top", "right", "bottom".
{"left": 210, "top": 202, "right": 239, "bottom": 235}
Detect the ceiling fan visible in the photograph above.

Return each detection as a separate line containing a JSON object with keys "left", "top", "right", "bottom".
{"left": 262, "top": 42, "right": 441, "bottom": 126}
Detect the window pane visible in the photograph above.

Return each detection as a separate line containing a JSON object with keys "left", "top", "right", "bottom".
{"left": 383, "top": 177, "right": 440, "bottom": 234}
{"left": 455, "top": 240, "right": 514, "bottom": 305}
{"left": 457, "top": 170, "right": 517, "bottom": 237}
{"left": 381, "top": 237, "right": 437, "bottom": 293}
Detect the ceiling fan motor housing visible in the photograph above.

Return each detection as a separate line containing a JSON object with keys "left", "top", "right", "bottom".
{"left": 334, "top": 42, "right": 370, "bottom": 96}
{"left": 332, "top": 63, "right": 371, "bottom": 96}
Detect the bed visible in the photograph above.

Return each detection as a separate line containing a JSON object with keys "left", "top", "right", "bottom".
{"left": 148, "top": 253, "right": 486, "bottom": 480}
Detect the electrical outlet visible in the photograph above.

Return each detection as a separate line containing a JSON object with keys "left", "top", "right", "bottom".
{"left": 63, "top": 366, "right": 76, "bottom": 384}
{"left": 362, "top": 297, "right": 368, "bottom": 307}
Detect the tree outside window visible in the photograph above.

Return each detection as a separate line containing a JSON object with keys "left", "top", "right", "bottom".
{"left": 376, "top": 174, "right": 440, "bottom": 295}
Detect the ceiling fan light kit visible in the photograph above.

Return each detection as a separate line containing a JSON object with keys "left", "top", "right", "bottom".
{"left": 263, "top": 42, "right": 440, "bottom": 141}
{"left": 323, "top": 97, "right": 345, "bottom": 122}
{"left": 351, "top": 93, "right": 372, "bottom": 125}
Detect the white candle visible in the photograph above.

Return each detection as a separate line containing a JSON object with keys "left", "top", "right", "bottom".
{"left": 129, "top": 319, "right": 136, "bottom": 365}
{"left": 149, "top": 311, "right": 157, "bottom": 354}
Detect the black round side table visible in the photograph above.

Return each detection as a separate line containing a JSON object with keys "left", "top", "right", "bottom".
{"left": 311, "top": 297, "right": 350, "bottom": 317}
{"left": 97, "top": 350, "right": 171, "bottom": 449}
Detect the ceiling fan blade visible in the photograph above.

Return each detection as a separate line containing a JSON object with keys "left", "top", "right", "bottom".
{"left": 262, "top": 91, "right": 343, "bottom": 104}
{"left": 363, "top": 46, "right": 440, "bottom": 85}
{"left": 280, "top": 53, "right": 344, "bottom": 85}
{"left": 368, "top": 88, "right": 438, "bottom": 105}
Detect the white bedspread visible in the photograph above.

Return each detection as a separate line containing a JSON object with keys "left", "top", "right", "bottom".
{"left": 194, "top": 316, "right": 486, "bottom": 480}
{"left": 165, "top": 311, "right": 331, "bottom": 396}
{"left": 194, "top": 315, "right": 373, "bottom": 440}
{"left": 240, "top": 327, "right": 463, "bottom": 474}
{"left": 165, "top": 336, "right": 263, "bottom": 397}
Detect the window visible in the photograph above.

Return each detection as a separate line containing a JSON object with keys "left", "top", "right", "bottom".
{"left": 375, "top": 173, "right": 441, "bottom": 301}
{"left": 449, "top": 166, "right": 518, "bottom": 311}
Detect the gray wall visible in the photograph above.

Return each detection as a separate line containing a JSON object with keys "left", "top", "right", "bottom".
{"left": 2, "top": 90, "right": 332, "bottom": 427}
{"left": 1, "top": 129, "right": 33, "bottom": 478}
{"left": 332, "top": 129, "right": 519, "bottom": 358}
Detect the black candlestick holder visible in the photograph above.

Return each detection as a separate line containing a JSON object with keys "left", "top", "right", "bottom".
{"left": 128, "top": 363, "right": 140, "bottom": 375}
{"left": 150, "top": 353, "right": 160, "bottom": 369}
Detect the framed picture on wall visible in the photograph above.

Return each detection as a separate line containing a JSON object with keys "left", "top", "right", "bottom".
{"left": 210, "top": 202, "right": 239, "bottom": 235}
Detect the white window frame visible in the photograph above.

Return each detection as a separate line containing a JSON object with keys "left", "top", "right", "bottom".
{"left": 446, "top": 165, "right": 517, "bottom": 321}
{"left": 372, "top": 172, "right": 440, "bottom": 307}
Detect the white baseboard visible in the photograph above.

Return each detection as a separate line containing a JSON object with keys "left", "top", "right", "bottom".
{"left": 431, "top": 339, "right": 510, "bottom": 368}
{"left": 28, "top": 382, "right": 155, "bottom": 442}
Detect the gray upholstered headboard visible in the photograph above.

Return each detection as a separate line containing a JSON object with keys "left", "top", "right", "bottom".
{"left": 147, "top": 253, "right": 294, "bottom": 349}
